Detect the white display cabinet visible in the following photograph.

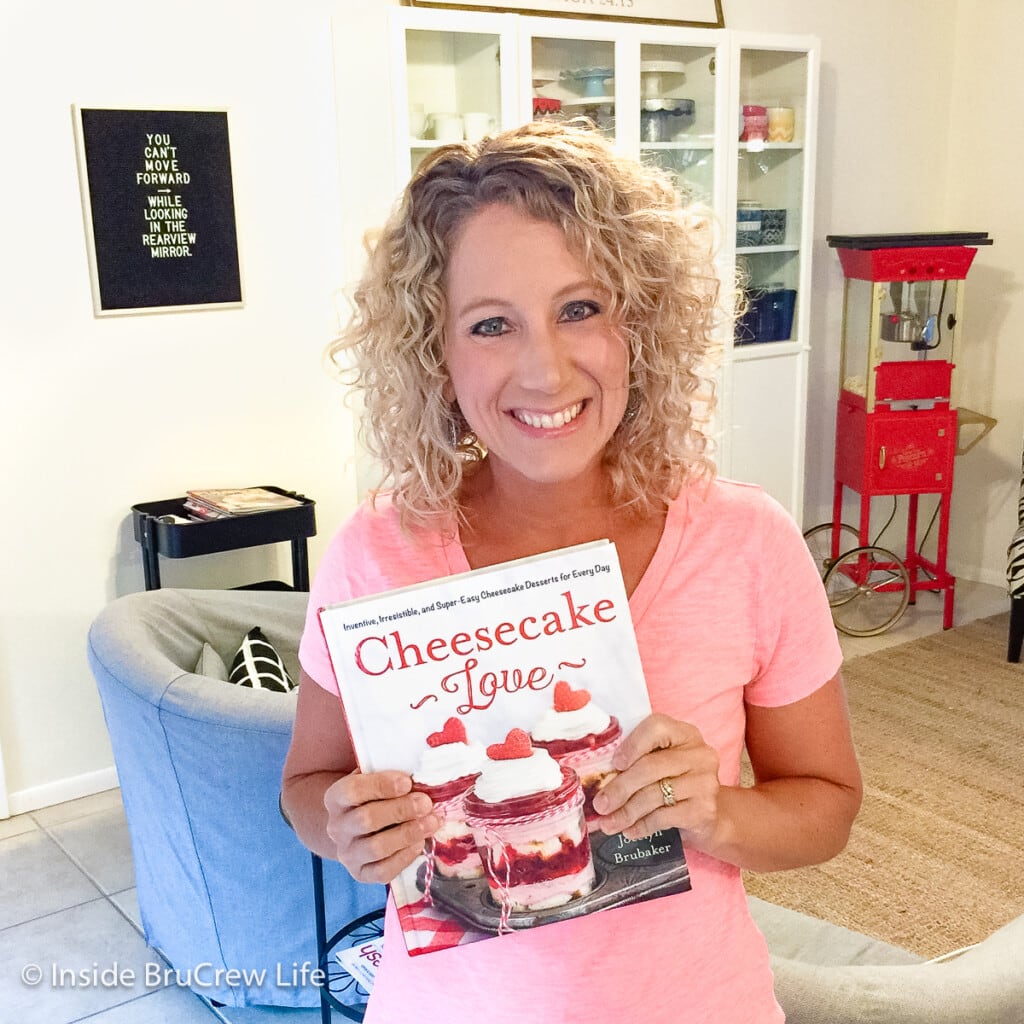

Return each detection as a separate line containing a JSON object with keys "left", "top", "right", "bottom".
{"left": 383, "top": 7, "right": 818, "bottom": 519}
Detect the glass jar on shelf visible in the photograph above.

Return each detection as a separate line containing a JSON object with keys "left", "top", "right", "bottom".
{"left": 736, "top": 199, "right": 762, "bottom": 247}
{"left": 740, "top": 104, "right": 768, "bottom": 142}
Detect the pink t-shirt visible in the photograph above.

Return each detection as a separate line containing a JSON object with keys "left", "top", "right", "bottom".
{"left": 300, "top": 477, "right": 842, "bottom": 1024}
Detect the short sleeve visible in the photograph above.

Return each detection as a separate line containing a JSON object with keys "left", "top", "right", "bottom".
{"left": 297, "top": 496, "right": 463, "bottom": 694}
{"left": 298, "top": 525, "right": 355, "bottom": 695}
{"left": 744, "top": 495, "right": 842, "bottom": 707}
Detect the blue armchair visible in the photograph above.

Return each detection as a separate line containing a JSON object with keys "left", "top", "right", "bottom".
{"left": 86, "top": 587, "right": 385, "bottom": 1009}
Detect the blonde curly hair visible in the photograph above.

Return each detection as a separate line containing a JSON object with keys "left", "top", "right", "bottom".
{"left": 329, "top": 120, "right": 724, "bottom": 529}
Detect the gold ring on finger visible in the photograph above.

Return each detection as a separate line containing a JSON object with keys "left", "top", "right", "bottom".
{"left": 659, "top": 777, "right": 676, "bottom": 807}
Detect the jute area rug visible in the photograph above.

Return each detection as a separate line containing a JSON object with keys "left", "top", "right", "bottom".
{"left": 742, "top": 612, "right": 1024, "bottom": 959}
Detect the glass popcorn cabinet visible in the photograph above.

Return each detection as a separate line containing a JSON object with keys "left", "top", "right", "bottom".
{"left": 813, "top": 232, "right": 993, "bottom": 636}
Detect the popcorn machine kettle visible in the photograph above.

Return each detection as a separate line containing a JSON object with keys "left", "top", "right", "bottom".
{"left": 809, "top": 232, "right": 993, "bottom": 636}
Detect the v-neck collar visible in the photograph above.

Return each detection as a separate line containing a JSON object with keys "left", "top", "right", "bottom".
{"left": 625, "top": 491, "right": 689, "bottom": 627}
{"left": 441, "top": 487, "right": 693, "bottom": 626}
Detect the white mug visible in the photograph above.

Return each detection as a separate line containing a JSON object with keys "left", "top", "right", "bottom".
{"left": 462, "top": 111, "right": 496, "bottom": 143}
{"left": 408, "top": 103, "right": 426, "bottom": 139}
{"left": 429, "top": 112, "right": 464, "bottom": 142}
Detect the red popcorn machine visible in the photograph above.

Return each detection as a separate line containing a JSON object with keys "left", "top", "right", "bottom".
{"left": 807, "top": 232, "right": 994, "bottom": 637}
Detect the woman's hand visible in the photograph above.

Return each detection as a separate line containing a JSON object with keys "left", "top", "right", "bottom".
{"left": 283, "top": 674, "right": 443, "bottom": 881}
{"left": 590, "top": 713, "right": 721, "bottom": 849}
{"left": 324, "top": 770, "right": 442, "bottom": 885}
{"left": 590, "top": 676, "right": 863, "bottom": 872}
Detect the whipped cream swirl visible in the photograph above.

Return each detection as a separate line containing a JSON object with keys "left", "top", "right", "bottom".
{"left": 413, "top": 740, "right": 485, "bottom": 788}
{"left": 532, "top": 703, "right": 611, "bottom": 743}
{"left": 473, "top": 748, "right": 563, "bottom": 804}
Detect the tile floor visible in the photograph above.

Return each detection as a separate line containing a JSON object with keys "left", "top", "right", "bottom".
{"left": 1, "top": 792, "right": 326, "bottom": 1023}
{"left": 1, "top": 581, "right": 1009, "bottom": 1023}
{"left": 1, "top": 794, "right": 327, "bottom": 1019}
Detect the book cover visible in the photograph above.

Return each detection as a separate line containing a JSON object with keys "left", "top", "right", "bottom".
{"left": 182, "top": 497, "right": 233, "bottom": 521}
{"left": 185, "top": 487, "right": 302, "bottom": 515}
{"left": 318, "top": 540, "right": 690, "bottom": 956}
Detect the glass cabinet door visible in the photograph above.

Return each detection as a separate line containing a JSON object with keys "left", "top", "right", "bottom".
{"left": 392, "top": 15, "right": 513, "bottom": 181}
{"left": 734, "top": 46, "right": 812, "bottom": 347}
{"left": 637, "top": 41, "right": 718, "bottom": 204}
{"left": 525, "top": 30, "right": 619, "bottom": 144}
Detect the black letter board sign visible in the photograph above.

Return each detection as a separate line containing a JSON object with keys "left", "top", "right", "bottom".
{"left": 73, "top": 106, "right": 244, "bottom": 316}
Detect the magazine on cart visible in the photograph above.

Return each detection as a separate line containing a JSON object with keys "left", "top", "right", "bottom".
{"left": 185, "top": 486, "right": 302, "bottom": 516}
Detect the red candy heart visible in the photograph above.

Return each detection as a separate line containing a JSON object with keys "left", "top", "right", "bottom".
{"left": 427, "top": 717, "right": 467, "bottom": 747}
{"left": 487, "top": 728, "right": 533, "bottom": 760}
{"left": 554, "top": 680, "right": 591, "bottom": 712}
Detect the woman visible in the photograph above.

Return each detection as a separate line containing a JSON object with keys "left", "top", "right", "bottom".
{"left": 282, "top": 121, "right": 862, "bottom": 1022}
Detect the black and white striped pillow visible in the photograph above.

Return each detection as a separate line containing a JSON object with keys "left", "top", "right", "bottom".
{"left": 1009, "top": 451, "right": 1024, "bottom": 599}
{"left": 228, "top": 627, "right": 296, "bottom": 692}
{"left": 1009, "top": 527, "right": 1024, "bottom": 598}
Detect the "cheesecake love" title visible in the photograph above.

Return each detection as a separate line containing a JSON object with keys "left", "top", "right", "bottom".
{"left": 351, "top": 589, "right": 619, "bottom": 715}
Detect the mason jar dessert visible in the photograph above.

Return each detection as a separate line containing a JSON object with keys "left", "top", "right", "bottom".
{"left": 531, "top": 681, "right": 622, "bottom": 832}
{"left": 464, "top": 728, "right": 594, "bottom": 913}
{"left": 411, "top": 717, "right": 485, "bottom": 880}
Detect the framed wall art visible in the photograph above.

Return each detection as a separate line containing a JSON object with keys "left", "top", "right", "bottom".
{"left": 72, "top": 106, "right": 244, "bottom": 316}
{"left": 406, "top": 0, "right": 724, "bottom": 29}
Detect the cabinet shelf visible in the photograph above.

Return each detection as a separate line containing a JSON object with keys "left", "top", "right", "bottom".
{"left": 738, "top": 244, "right": 801, "bottom": 256}
{"left": 560, "top": 95, "right": 615, "bottom": 108}
{"left": 739, "top": 141, "right": 803, "bottom": 152}
{"left": 732, "top": 338, "right": 804, "bottom": 360}
{"left": 640, "top": 138, "right": 714, "bottom": 152}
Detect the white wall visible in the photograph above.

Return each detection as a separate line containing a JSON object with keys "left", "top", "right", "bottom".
{"left": 942, "top": 0, "right": 1024, "bottom": 585}
{"left": 0, "top": 0, "right": 1016, "bottom": 813}
{"left": 0, "top": 0, "right": 360, "bottom": 813}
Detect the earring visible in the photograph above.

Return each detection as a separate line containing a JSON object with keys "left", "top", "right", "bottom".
{"left": 447, "top": 402, "right": 485, "bottom": 462}
{"left": 622, "top": 388, "right": 641, "bottom": 424}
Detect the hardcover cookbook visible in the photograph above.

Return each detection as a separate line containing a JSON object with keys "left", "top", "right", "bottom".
{"left": 319, "top": 540, "right": 690, "bottom": 956}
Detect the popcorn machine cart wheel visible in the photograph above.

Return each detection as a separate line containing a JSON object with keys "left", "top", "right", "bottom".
{"left": 806, "top": 232, "right": 994, "bottom": 637}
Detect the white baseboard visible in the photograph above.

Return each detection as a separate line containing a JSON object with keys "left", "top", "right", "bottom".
{"left": 5, "top": 766, "right": 120, "bottom": 817}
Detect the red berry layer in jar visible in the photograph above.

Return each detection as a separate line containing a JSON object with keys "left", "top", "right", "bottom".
{"left": 531, "top": 717, "right": 620, "bottom": 758}
{"left": 413, "top": 773, "right": 483, "bottom": 880}
{"left": 433, "top": 831, "right": 481, "bottom": 872}
{"left": 413, "top": 774, "right": 478, "bottom": 805}
{"left": 485, "top": 832, "right": 591, "bottom": 888}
